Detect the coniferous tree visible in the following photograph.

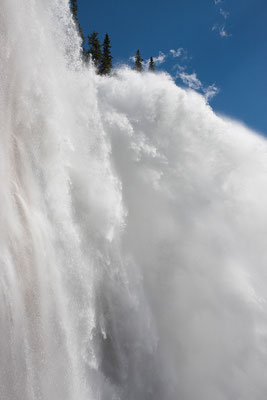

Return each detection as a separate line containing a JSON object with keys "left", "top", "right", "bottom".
{"left": 79, "top": 27, "right": 86, "bottom": 57}
{"left": 133, "top": 49, "right": 143, "bottom": 72}
{"left": 88, "top": 32, "right": 102, "bottom": 68}
{"left": 99, "top": 34, "right": 113, "bottom": 75}
{"left": 70, "top": 0, "right": 86, "bottom": 58}
{"left": 148, "top": 56, "right": 155, "bottom": 72}
{"left": 70, "top": 0, "right": 78, "bottom": 23}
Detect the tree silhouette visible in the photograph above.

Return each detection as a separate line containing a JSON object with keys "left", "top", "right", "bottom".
{"left": 88, "top": 32, "right": 102, "bottom": 68}
{"left": 148, "top": 56, "right": 155, "bottom": 72}
{"left": 70, "top": 0, "right": 86, "bottom": 58}
{"left": 70, "top": 0, "right": 78, "bottom": 23}
{"left": 133, "top": 49, "right": 143, "bottom": 72}
{"left": 99, "top": 34, "right": 113, "bottom": 75}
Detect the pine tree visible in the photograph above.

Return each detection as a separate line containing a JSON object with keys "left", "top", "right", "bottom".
{"left": 133, "top": 49, "right": 143, "bottom": 72}
{"left": 148, "top": 56, "right": 155, "bottom": 72}
{"left": 99, "top": 34, "right": 113, "bottom": 75}
{"left": 88, "top": 32, "right": 102, "bottom": 68}
{"left": 78, "top": 25, "right": 85, "bottom": 55}
{"left": 70, "top": 0, "right": 86, "bottom": 59}
{"left": 70, "top": 0, "right": 78, "bottom": 23}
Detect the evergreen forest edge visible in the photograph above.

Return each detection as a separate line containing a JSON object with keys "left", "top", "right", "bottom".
{"left": 70, "top": 0, "right": 156, "bottom": 75}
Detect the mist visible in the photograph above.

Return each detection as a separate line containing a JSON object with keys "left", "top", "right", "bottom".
{"left": 1, "top": 1, "right": 267, "bottom": 399}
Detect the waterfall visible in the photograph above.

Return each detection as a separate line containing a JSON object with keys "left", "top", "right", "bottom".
{"left": 1, "top": 1, "right": 267, "bottom": 399}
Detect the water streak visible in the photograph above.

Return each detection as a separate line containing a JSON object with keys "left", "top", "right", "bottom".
{"left": 1, "top": 1, "right": 267, "bottom": 399}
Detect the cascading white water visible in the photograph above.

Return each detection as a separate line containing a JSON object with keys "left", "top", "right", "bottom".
{"left": 1, "top": 0, "right": 267, "bottom": 399}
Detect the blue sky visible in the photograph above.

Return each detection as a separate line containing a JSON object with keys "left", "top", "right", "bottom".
{"left": 78, "top": 0, "right": 267, "bottom": 135}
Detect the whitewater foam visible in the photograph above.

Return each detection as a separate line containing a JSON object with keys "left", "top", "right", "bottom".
{"left": 1, "top": 1, "right": 267, "bottom": 399}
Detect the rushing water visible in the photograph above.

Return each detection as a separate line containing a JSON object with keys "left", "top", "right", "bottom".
{"left": 1, "top": 1, "right": 267, "bottom": 399}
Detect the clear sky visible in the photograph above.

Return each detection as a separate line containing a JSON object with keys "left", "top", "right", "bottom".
{"left": 77, "top": 0, "right": 267, "bottom": 135}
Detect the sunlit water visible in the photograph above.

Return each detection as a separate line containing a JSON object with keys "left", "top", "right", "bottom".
{"left": 1, "top": 1, "right": 267, "bottom": 399}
